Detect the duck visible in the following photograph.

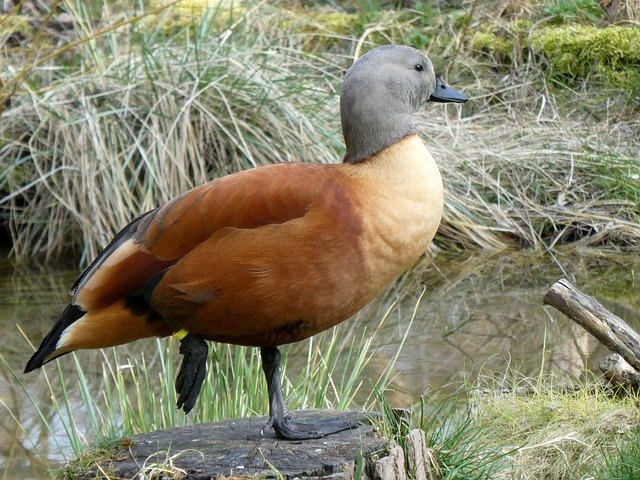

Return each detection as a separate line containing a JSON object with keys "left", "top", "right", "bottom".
{"left": 24, "top": 44, "right": 467, "bottom": 440}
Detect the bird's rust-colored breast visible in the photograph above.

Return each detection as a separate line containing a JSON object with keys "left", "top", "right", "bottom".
{"left": 343, "top": 134, "right": 444, "bottom": 296}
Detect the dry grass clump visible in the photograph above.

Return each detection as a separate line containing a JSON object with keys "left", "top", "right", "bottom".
{"left": 0, "top": 4, "right": 345, "bottom": 262}
{"left": 426, "top": 107, "right": 640, "bottom": 250}
{"left": 1, "top": 1, "right": 639, "bottom": 263}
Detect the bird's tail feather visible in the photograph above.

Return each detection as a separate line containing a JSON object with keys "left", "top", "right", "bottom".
{"left": 24, "top": 304, "right": 85, "bottom": 373}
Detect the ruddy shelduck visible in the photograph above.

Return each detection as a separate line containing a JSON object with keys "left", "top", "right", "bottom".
{"left": 25, "top": 44, "right": 467, "bottom": 440}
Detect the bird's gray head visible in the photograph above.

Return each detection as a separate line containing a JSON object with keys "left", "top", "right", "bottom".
{"left": 340, "top": 45, "right": 467, "bottom": 163}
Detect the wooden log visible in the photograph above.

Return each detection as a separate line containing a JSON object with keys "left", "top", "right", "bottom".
{"left": 406, "top": 430, "right": 427, "bottom": 480}
{"left": 77, "top": 410, "right": 387, "bottom": 480}
{"left": 543, "top": 279, "right": 640, "bottom": 373}
{"left": 599, "top": 353, "right": 640, "bottom": 390}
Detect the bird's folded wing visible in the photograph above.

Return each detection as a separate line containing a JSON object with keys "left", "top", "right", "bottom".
{"left": 70, "top": 163, "right": 331, "bottom": 311}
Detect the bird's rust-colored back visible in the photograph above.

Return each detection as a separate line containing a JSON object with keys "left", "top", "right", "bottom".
{"left": 27, "top": 134, "right": 443, "bottom": 367}
{"left": 73, "top": 163, "right": 342, "bottom": 311}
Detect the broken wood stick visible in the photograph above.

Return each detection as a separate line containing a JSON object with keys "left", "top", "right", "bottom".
{"left": 543, "top": 279, "right": 640, "bottom": 373}
{"left": 599, "top": 353, "right": 640, "bottom": 391}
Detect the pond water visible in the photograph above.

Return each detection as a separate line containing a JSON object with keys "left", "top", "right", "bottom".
{"left": 1, "top": 248, "right": 639, "bottom": 478}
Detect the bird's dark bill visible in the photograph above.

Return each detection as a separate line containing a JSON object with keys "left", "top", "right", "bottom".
{"left": 429, "top": 78, "right": 468, "bottom": 103}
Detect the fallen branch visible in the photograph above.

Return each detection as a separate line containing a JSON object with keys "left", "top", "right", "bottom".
{"left": 599, "top": 353, "right": 640, "bottom": 391}
{"left": 543, "top": 279, "right": 640, "bottom": 389}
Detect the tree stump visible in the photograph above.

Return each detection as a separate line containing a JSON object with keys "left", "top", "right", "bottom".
{"left": 78, "top": 411, "right": 388, "bottom": 480}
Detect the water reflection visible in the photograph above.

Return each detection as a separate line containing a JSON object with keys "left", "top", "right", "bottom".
{"left": 359, "top": 249, "right": 640, "bottom": 405}
{"left": 1, "top": 248, "right": 639, "bottom": 478}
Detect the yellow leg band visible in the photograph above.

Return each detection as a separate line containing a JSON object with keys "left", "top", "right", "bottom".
{"left": 173, "top": 328, "right": 189, "bottom": 341}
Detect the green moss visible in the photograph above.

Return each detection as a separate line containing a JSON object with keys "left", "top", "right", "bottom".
{"left": 470, "top": 29, "right": 514, "bottom": 61}
{"left": 0, "top": 13, "right": 34, "bottom": 38}
{"left": 531, "top": 25, "right": 640, "bottom": 90}
{"left": 291, "top": 10, "right": 360, "bottom": 36}
{"left": 55, "top": 441, "right": 123, "bottom": 480}
{"left": 469, "top": 21, "right": 532, "bottom": 64}
{"left": 469, "top": 22, "right": 640, "bottom": 91}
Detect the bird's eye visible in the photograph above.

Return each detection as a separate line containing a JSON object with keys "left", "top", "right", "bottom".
{"left": 414, "top": 63, "right": 424, "bottom": 72}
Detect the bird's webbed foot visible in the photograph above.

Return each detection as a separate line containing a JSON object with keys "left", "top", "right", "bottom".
{"left": 175, "top": 333, "right": 208, "bottom": 413}
{"left": 270, "top": 413, "right": 357, "bottom": 440}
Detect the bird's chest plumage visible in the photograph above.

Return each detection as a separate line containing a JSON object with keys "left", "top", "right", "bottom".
{"left": 347, "top": 135, "right": 444, "bottom": 292}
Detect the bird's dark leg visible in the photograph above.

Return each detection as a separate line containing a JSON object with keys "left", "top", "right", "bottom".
{"left": 175, "top": 333, "right": 208, "bottom": 414}
{"left": 145, "top": 270, "right": 208, "bottom": 414}
{"left": 260, "top": 346, "right": 357, "bottom": 440}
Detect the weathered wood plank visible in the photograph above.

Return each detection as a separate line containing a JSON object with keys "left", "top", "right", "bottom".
{"left": 80, "top": 410, "right": 387, "bottom": 480}
{"left": 406, "top": 429, "right": 437, "bottom": 480}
